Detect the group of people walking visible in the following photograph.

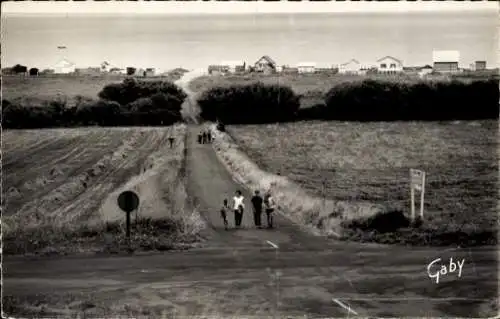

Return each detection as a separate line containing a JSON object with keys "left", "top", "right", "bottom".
{"left": 198, "top": 130, "right": 212, "bottom": 144}
{"left": 220, "top": 189, "right": 276, "bottom": 230}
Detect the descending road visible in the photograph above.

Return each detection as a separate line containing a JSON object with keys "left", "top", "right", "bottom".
{"left": 4, "top": 71, "right": 498, "bottom": 318}
{"left": 4, "top": 125, "right": 498, "bottom": 318}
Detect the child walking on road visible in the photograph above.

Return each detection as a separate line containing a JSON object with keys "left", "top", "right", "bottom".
{"left": 220, "top": 199, "right": 230, "bottom": 230}
{"left": 232, "top": 190, "right": 245, "bottom": 228}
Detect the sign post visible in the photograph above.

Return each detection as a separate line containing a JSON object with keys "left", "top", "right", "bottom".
{"left": 410, "top": 169, "right": 426, "bottom": 221}
{"left": 117, "top": 191, "right": 140, "bottom": 246}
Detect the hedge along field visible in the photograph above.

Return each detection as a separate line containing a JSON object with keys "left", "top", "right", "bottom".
{"left": 2, "top": 77, "right": 188, "bottom": 129}
{"left": 189, "top": 72, "right": 499, "bottom": 110}
{"left": 196, "top": 79, "right": 498, "bottom": 123}
{"left": 225, "top": 120, "right": 498, "bottom": 247}
{"left": 198, "top": 82, "right": 300, "bottom": 124}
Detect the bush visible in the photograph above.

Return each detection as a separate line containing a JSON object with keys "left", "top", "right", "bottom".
{"left": 197, "top": 82, "right": 300, "bottom": 124}
{"left": 3, "top": 78, "right": 187, "bottom": 129}
{"left": 74, "top": 100, "right": 122, "bottom": 126}
{"left": 29, "top": 68, "right": 39, "bottom": 76}
{"left": 315, "top": 79, "right": 499, "bottom": 121}
{"left": 98, "top": 78, "right": 187, "bottom": 106}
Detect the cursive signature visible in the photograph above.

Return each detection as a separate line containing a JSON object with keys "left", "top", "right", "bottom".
{"left": 427, "top": 257, "right": 465, "bottom": 284}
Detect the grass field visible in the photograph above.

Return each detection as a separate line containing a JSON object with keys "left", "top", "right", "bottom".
{"left": 225, "top": 120, "right": 498, "bottom": 245}
{"left": 2, "top": 73, "right": 182, "bottom": 103}
{"left": 3, "top": 125, "right": 206, "bottom": 255}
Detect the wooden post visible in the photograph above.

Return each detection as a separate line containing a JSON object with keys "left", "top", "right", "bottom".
{"left": 420, "top": 172, "right": 426, "bottom": 219}
{"left": 410, "top": 169, "right": 426, "bottom": 222}
{"left": 410, "top": 180, "right": 415, "bottom": 222}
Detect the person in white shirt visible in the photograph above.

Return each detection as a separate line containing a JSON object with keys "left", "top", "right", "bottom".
{"left": 264, "top": 191, "right": 276, "bottom": 229}
{"left": 232, "top": 190, "right": 245, "bottom": 228}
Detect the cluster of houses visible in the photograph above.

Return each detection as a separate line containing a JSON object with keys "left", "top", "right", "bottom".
{"left": 208, "top": 50, "right": 490, "bottom": 78}
{"left": 6, "top": 59, "right": 159, "bottom": 77}
{"left": 4, "top": 50, "right": 491, "bottom": 79}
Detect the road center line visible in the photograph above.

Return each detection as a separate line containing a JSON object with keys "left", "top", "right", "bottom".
{"left": 332, "top": 298, "right": 359, "bottom": 316}
{"left": 266, "top": 240, "right": 279, "bottom": 249}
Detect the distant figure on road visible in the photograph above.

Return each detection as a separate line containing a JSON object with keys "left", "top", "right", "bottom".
{"left": 251, "top": 190, "right": 263, "bottom": 228}
{"left": 207, "top": 130, "right": 212, "bottom": 143}
{"left": 220, "top": 199, "right": 230, "bottom": 230}
{"left": 264, "top": 191, "right": 276, "bottom": 229}
{"left": 232, "top": 190, "right": 245, "bottom": 228}
{"left": 198, "top": 132, "right": 203, "bottom": 144}
{"left": 168, "top": 137, "right": 175, "bottom": 148}
{"left": 202, "top": 131, "right": 208, "bottom": 144}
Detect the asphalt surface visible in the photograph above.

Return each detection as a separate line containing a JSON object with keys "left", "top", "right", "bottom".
{"left": 3, "top": 125, "right": 498, "bottom": 318}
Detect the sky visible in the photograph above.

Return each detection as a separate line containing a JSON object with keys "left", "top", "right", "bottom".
{"left": 3, "top": 1, "right": 498, "bottom": 16}
{"left": 2, "top": 2, "right": 498, "bottom": 71}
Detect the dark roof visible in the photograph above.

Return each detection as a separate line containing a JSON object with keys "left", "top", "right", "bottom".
{"left": 340, "top": 59, "right": 360, "bottom": 66}
{"left": 256, "top": 55, "right": 277, "bottom": 67}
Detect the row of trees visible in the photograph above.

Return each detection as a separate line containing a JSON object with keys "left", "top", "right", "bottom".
{"left": 3, "top": 64, "right": 40, "bottom": 76}
{"left": 198, "top": 79, "right": 499, "bottom": 123}
{"left": 3, "top": 78, "right": 187, "bottom": 129}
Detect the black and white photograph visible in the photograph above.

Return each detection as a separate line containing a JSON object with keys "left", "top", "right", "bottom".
{"left": 1, "top": 1, "right": 499, "bottom": 318}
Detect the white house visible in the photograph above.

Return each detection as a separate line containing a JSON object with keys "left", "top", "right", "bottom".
{"left": 53, "top": 58, "right": 76, "bottom": 74}
{"left": 109, "top": 68, "right": 127, "bottom": 75}
{"left": 221, "top": 61, "right": 246, "bottom": 73}
{"left": 297, "top": 62, "right": 316, "bottom": 74}
{"left": 338, "top": 59, "right": 361, "bottom": 74}
{"left": 376, "top": 56, "right": 404, "bottom": 74}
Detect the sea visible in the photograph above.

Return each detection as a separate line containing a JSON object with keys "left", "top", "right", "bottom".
{"left": 1, "top": 11, "right": 498, "bottom": 71}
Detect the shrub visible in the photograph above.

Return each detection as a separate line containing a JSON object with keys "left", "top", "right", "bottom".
{"left": 74, "top": 100, "right": 122, "bottom": 126}
{"left": 320, "top": 79, "right": 499, "bottom": 121}
{"left": 197, "top": 82, "right": 300, "bottom": 124}
{"left": 3, "top": 78, "right": 187, "bottom": 129}
{"left": 29, "top": 68, "right": 39, "bottom": 76}
{"left": 126, "top": 67, "right": 136, "bottom": 76}
{"left": 98, "top": 78, "right": 187, "bottom": 106}
{"left": 2, "top": 101, "right": 61, "bottom": 129}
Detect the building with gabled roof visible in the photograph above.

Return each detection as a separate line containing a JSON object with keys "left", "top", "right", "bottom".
{"left": 376, "top": 55, "right": 404, "bottom": 74}
{"left": 53, "top": 58, "right": 76, "bottom": 74}
{"left": 254, "top": 55, "right": 277, "bottom": 74}
{"left": 338, "top": 59, "right": 361, "bottom": 74}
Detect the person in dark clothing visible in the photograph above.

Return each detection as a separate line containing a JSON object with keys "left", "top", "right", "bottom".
{"left": 220, "top": 199, "right": 230, "bottom": 230}
{"left": 207, "top": 130, "right": 212, "bottom": 143}
{"left": 198, "top": 132, "right": 202, "bottom": 144}
{"left": 251, "top": 190, "right": 263, "bottom": 228}
{"left": 202, "top": 131, "right": 207, "bottom": 144}
{"left": 168, "top": 137, "right": 175, "bottom": 148}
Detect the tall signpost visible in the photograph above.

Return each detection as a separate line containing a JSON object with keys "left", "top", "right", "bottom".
{"left": 410, "top": 169, "right": 426, "bottom": 222}
{"left": 117, "top": 191, "right": 140, "bottom": 250}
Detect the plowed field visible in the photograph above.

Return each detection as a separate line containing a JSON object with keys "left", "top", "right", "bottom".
{"left": 3, "top": 125, "right": 204, "bottom": 255}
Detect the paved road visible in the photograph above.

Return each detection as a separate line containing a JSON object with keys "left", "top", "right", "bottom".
{"left": 4, "top": 125, "right": 498, "bottom": 318}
